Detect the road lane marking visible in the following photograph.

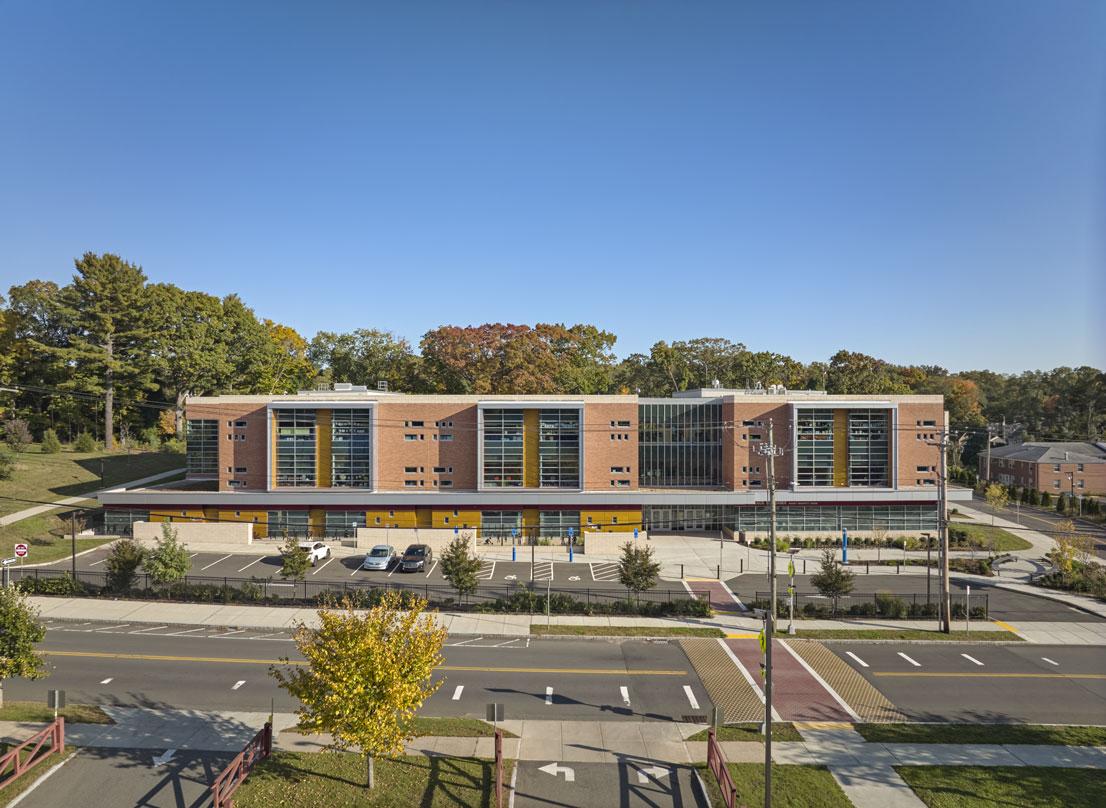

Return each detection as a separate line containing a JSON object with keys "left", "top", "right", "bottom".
{"left": 452, "top": 686, "right": 464, "bottom": 701}
{"left": 1042, "top": 657, "right": 1059, "bottom": 666}
{"left": 188, "top": 553, "right": 200, "bottom": 559}
{"left": 232, "top": 680, "right": 246, "bottom": 690}
{"left": 94, "top": 625, "right": 130, "bottom": 632}
{"left": 845, "top": 652, "right": 869, "bottom": 668}
{"left": 897, "top": 652, "right": 921, "bottom": 667}
{"left": 129, "top": 625, "right": 168, "bottom": 634}
{"left": 545, "top": 686, "right": 554, "bottom": 705}
{"left": 872, "top": 672, "right": 1106, "bottom": 680}
{"left": 311, "top": 558, "right": 333, "bottom": 575}
{"left": 682, "top": 685, "right": 700, "bottom": 710}
{"left": 100, "top": 678, "right": 113, "bottom": 684}
{"left": 166, "top": 627, "right": 206, "bottom": 636}
{"left": 89, "top": 558, "right": 107, "bottom": 567}
{"left": 992, "top": 619, "right": 1020, "bottom": 634}
{"left": 779, "top": 640, "right": 861, "bottom": 722}
{"left": 682, "top": 580, "right": 697, "bottom": 600}
{"left": 201, "top": 554, "right": 233, "bottom": 571}
{"left": 425, "top": 560, "right": 438, "bottom": 578}
{"left": 961, "top": 654, "right": 984, "bottom": 667}
{"left": 620, "top": 686, "right": 631, "bottom": 706}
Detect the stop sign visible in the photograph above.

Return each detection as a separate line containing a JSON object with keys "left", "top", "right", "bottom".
{"left": 14, "top": 543, "right": 29, "bottom": 558}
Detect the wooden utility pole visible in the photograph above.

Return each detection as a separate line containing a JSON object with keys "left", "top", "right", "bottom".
{"left": 757, "top": 419, "right": 783, "bottom": 808}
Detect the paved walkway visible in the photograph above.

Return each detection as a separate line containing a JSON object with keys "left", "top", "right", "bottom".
{"left": 0, "top": 467, "right": 185, "bottom": 527}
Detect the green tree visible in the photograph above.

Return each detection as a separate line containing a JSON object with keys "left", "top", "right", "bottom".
{"left": 440, "top": 532, "right": 481, "bottom": 603}
{"left": 618, "top": 541, "right": 661, "bottom": 605}
{"left": 825, "top": 350, "right": 911, "bottom": 395}
{"left": 145, "top": 522, "right": 192, "bottom": 586}
{"left": 810, "top": 549, "right": 855, "bottom": 617}
{"left": 270, "top": 592, "right": 446, "bottom": 789}
{"left": 105, "top": 538, "right": 146, "bottom": 592}
{"left": 984, "top": 483, "right": 1009, "bottom": 525}
{"left": 1041, "top": 491, "right": 1052, "bottom": 507}
{"left": 309, "top": 329, "right": 420, "bottom": 392}
{"left": 73, "top": 432, "right": 97, "bottom": 452}
{"left": 0, "top": 447, "right": 14, "bottom": 480}
{"left": 40, "top": 427, "right": 62, "bottom": 454}
{"left": 0, "top": 586, "right": 48, "bottom": 708}
{"left": 280, "top": 536, "right": 312, "bottom": 580}
{"left": 1057, "top": 493, "right": 1068, "bottom": 515}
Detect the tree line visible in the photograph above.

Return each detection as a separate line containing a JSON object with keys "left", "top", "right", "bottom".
{"left": 1, "top": 252, "right": 1103, "bottom": 456}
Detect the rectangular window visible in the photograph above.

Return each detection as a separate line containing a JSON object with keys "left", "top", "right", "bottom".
{"left": 440, "top": 480, "right": 452, "bottom": 487}
{"left": 749, "top": 433, "right": 762, "bottom": 441}
{"left": 433, "top": 466, "right": 447, "bottom": 473}
{"left": 1053, "top": 463, "right": 1061, "bottom": 472}
{"left": 615, "top": 479, "right": 630, "bottom": 487}
{"left": 227, "top": 480, "right": 244, "bottom": 488}
{"left": 324, "top": 511, "right": 365, "bottom": 538}
{"left": 405, "top": 420, "right": 424, "bottom": 427}
{"left": 235, "top": 466, "right": 247, "bottom": 473}
{"left": 638, "top": 400, "right": 723, "bottom": 488}
{"left": 405, "top": 466, "right": 418, "bottom": 473}
{"left": 404, "top": 434, "right": 418, "bottom": 441}
{"left": 331, "top": 409, "right": 372, "bottom": 488}
{"left": 186, "top": 419, "right": 219, "bottom": 475}
{"left": 916, "top": 465, "right": 930, "bottom": 473}
{"left": 1077, "top": 464, "right": 1084, "bottom": 472}
{"left": 616, "top": 420, "right": 631, "bottom": 428}
{"left": 267, "top": 510, "right": 309, "bottom": 538}
{"left": 439, "top": 433, "right": 453, "bottom": 441}
{"left": 539, "top": 510, "right": 580, "bottom": 538}
{"left": 848, "top": 409, "right": 890, "bottom": 487}
{"left": 235, "top": 421, "right": 247, "bottom": 428}
{"left": 539, "top": 409, "right": 580, "bottom": 488}
{"left": 274, "top": 409, "right": 316, "bottom": 487}
{"left": 610, "top": 466, "right": 626, "bottom": 473}
{"left": 405, "top": 480, "right": 418, "bottom": 487}
{"left": 742, "top": 420, "right": 756, "bottom": 427}
{"left": 481, "top": 510, "right": 521, "bottom": 538}
{"left": 796, "top": 409, "right": 834, "bottom": 487}
{"left": 482, "top": 409, "right": 525, "bottom": 487}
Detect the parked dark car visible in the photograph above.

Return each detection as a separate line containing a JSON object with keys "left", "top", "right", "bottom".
{"left": 400, "top": 544, "right": 433, "bottom": 572}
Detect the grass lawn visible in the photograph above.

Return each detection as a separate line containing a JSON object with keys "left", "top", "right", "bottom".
{"left": 687, "top": 722, "right": 803, "bottom": 742}
{"left": 0, "top": 446, "right": 184, "bottom": 517}
{"left": 0, "top": 701, "right": 112, "bottom": 725}
{"left": 234, "top": 751, "right": 511, "bottom": 808}
{"left": 530, "top": 625, "right": 724, "bottom": 638}
{"left": 697, "top": 763, "right": 851, "bottom": 808}
{"left": 897, "top": 766, "right": 1106, "bottom": 808}
{"left": 284, "top": 717, "right": 517, "bottom": 739}
{"left": 857, "top": 723, "right": 1106, "bottom": 746}
{"left": 797, "top": 629, "right": 1020, "bottom": 641}
{"left": 949, "top": 521, "right": 1032, "bottom": 552}
{"left": 0, "top": 750, "right": 69, "bottom": 807}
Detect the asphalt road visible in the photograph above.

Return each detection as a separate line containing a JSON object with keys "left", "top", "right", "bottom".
{"left": 829, "top": 642, "right": 1106, "bottom": 724}
{"left": 512, "top": 760, "right": 708, "bottom": 808}
{"left": 969, "top": 493, "right": 1106, "bottom": 559}
{"left": 8, "top": 624, "right": 713, "bottom": 723}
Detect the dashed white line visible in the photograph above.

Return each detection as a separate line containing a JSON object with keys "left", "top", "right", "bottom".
{"left": 452, "top": 686, "right": 464, "bottom": 701}
{"left": 620, "top": 686, "right": 631, "bottom": 706}
{"left": 311, "top": 557, "right": 334, "bottom": 575}
{"left": 845, "top": 652, "right": 869, "bottom": 668}
{"left": 545, "top": 686, "right": 554, "bottom": 706}
{"left": 100, "top": 678, "right": 113, "bottom": 685}
{"left": 897, "top": 652, "right": 921, "bottom": 667}
{"left": 682, "top": 685, "right": 700, "bottom": 710}
{"left": 1041, "top": 657, "right": 1060, "bottom": 666}
{"left": 200, "top": 554, "right": 233, "bottom": 571}
{"left": 237, "top": 557, "right": 264, "bottom": 573}
{"left": 961, "top": 653, "right": 984, "bottom": 667}
{"left": 232, "top": 680, "right": 246, "bottom": 690}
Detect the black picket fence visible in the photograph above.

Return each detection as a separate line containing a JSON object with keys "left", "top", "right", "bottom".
{"left": 10, "top": 566, "right": 703, "bottom": 615}
{"left": 752, "top": 590, "right": 989, "bottom": 620}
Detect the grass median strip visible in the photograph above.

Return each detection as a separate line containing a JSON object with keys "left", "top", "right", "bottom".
{"left": 282, "top": 717, "right": 517, "bottom": 739}
{"left": 696, "top": 763, "right": 851, "bottom": 808}
{"left": 0, "top": 701, "right": 112, "bottom": 724}
{"left": 897, "top": 765, "right": 1106, "bottom": 808}
{"left": 233, "top": 751, "right": 510, "bottom": 807}
{"left": 856, "top": 723, "right": 1106, "bottom": 746}
{"left": 530, "top": 625, "right": 724, "bottom": 638}
{"left": 796, "top": 629, "right": 1021, "bottom": 642}
{"left": 686, "top": 722, "right": 803, "bottom": 742}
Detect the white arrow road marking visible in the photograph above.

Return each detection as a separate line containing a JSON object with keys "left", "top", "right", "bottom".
{"left": 100, "top": 678, "right": 113, "bottom": 685}
{"left": 682, "top": 685, "right": 700, "bottom": 710}
{"left": 452, "top": 686, "right": 464, "bottom": 701}
{"left": 961, "top": 654, "right": 984, "bottom": 666}
{"left": 635, "top": 765, "right": 669, "bottom": 784}
{"left": 845, "top": 652, "right": 869, "bottom": 668}
{"left": 897, "top": 652, "right": 921, "bottom": 667}
{"left": 152, "top": 749, "right": 176, "bottom": 766}
{"left": 537, "top": 763, "right": 575, "bottom": 782}
{"left": 545, "top": 686, "right": 554, "bottom": 706}
{"left": 1041, "top": 657, "right": 1059, "bottom": 666}
{"left": 620, "top": 686, "right": 631, "bottom": 706}
{"left": 232, "top": 680, "right": 246, "bottom": 690}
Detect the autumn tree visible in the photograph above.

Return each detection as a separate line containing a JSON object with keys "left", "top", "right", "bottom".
{"left": 270, "top": 593, "right": 446, "bottom": 789}
{"left": 309, "top": 328, "right": 420, "bottom": 391}
{"left": 440, "top": 532, "right": 481, "bottom": 603}
{"left": 984, "top": 484, "right": 1009, "bottom": 525}
{"left": 0, "top": 585, "right": 48, "bottom": 708}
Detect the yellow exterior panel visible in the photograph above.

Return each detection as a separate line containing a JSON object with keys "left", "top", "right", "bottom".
{"left": 366, "top": 509, "right": 418, "bottom": 529}
{"left": 431, "top": 509, "right": 481, "bottom": 530}
{"left": 523, "top": 409, "right": 539, "bottom": 488}
{"left": 833, "top": 410, "right": 848, "bottom": 488}
{"left": 581, "top": 510, "right": 641, "bottom": 532}
{"left": 416, "top": 508, "right": 433, "bottom": 529}
{"left": 217, "top": 510, "right": 267, "bottom": 537}
{"left": 309, "top": 508, "right": 326, "bottom": 538}
{"left": 316, "top": 409, "right": 332, "bottom": 488}
{"left": 149, "top": 509, "right": 206, "bottom": 524}
{"left": 522, "top": 509, "right": 540, "bottom": 529}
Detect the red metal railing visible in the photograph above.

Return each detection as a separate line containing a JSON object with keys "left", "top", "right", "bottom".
{"left": 211, "top": 722, "right": 272, "bottom": 808}
{"left": 0, "top": 717, "right": 65, "bottom": 790}
{"left": 706, "top": 727, "right": 737, "bottom": 808}
{"left": 494, "top": 729, "right": 504, "bottom": 808}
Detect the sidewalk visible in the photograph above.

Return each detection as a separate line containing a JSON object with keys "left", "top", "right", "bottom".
{"left": 0, "top": 467, "right": 185, "bottom": 527}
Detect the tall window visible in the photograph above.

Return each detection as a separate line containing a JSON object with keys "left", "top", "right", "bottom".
{"left": 539, "top": 510, "right": 581, "bottom": 538}
{"left": 483, "top": 409, "right": 524, "bottom": 487}
{"left": 331, "top": 409, "right": 372, "bottom": 488}
{"left": 796, "top": 409, "right": 834, "bottom": 486}
{"left": 539, "top": 409, "right": 580, "bottom": 488}
{"left": 186, "top": 419, "right": 218, "bottom": 475}
{"left": 324, "top": 510, "right": 366, "bottom": 538}
{"left": 848, "top": 410, "right": 890, "bottom": 487}
{"left": 275, "top": 409, "right": 316, "bottom": 487}
{"left": 638, "top": 401, "right": 722, "bottom": 487}
{"left": 481, "top": 511, "right": 521, "bottom": 538}
{"left": 267, "top": 510, "right": 310, "bottom": 537}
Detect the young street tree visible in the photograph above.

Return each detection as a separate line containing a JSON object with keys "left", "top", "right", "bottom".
{"left": 440, "top": 532, "right": 481, "bottom": 604}
{"left": 270, "top": 592, "right": 446, "bottom": 790}
{"left": 810, "top": 549, "right": 855, "bottom": 617}
{"left": 145, "top": 522, "right": 192, "bottom": 586}
{"left": 984, "top": 483, "right": 1009, "bottom": 525}
{"left": 105, "top": 538, "right": 146, "bottom": 592}
{"left": 280, "top": 536, "right": 312, "bottom": 580}
{"left": 618, "top": 541, "right": 661, "bottom": 606}
{"left": 0, "top": 585, "right": 48, "bottom": 708}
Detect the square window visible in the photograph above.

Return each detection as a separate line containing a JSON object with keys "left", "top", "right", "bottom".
{"left": 375, "top": 516, "right": 381, "bottom": 524}
{"left": 404, "top": 434, "right": 418, "bottom": 441}
{"left": 405, "top": 466, "right": 418, "bottom": 473}
{"left": 440, "top": 433, "right": 453, "bottom": 441}
{"left": 441, "top": 480, "right": 452, "bottom": 487}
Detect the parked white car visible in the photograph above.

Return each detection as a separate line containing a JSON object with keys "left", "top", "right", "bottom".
{"left": 297, "top": 541, "right": 331, "bottom": 566}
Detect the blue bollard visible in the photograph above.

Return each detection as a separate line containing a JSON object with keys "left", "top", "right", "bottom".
{"left": 512, "top": 546, "right": 516, "bottom": 562}
{"left": 568, "top": 545, "right": 574, "bottom": 562}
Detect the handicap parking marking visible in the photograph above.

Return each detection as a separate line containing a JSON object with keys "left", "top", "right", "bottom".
{"left": 479, "top": 560, "right": 496, "bottom": 580}
{"left": 590, "top": 562, "right": 620, "bottom": 582}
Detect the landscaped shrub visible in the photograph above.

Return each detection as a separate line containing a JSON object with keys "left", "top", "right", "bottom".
{"left": 161, "top": 437, "right": 186, "bottom": 454}
{"left": 16, "top": 573, "right": 91, "bottom": 596}
{"left": 73, "top": 432, "right": 97, "bottom": 452}
{"left": 40, "top": 428, "right": 62, "bottom": 454}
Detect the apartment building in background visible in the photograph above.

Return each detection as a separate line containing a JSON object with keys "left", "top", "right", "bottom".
{"left": 99, "top": 386, "right": 965, "bottom": 538}
{"left": 979, "top": 441, "right": 1106, "bottom": 497}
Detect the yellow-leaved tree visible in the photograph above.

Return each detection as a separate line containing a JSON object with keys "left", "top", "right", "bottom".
{"left": 270, "top": 592, "right": 446, "bottom": 789}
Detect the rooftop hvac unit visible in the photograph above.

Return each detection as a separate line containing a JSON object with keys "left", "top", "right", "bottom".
{"left": 377, "top": 380, "right": 389, "bottom": 392}
{"left": 334, "top": 382, "right": 353, "bottom": 392}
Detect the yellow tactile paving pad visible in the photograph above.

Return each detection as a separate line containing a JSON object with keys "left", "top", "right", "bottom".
{"left": 679, "top": 638, "right": 764, "bottom": 722}
{"left": 786, "top": 639, "right": 909, "bottom": 723}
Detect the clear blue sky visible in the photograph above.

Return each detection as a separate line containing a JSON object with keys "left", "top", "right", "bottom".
{"left": 1, "top": 1, "right": 1103, "bottom": 373}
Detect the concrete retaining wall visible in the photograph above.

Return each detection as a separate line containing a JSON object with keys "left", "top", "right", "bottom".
{"left": 581, "top": 530, "right": 648, "bottom": 555}
{"left": 354, "top": 527, "right": 475, "bottom": 553}
{"left": 133, "top": 521, "right": 254, "bottom": 545}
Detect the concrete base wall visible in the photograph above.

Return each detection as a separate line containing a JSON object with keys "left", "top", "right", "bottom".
{"left": 354, "top": 527, "right": 475, "bottom": 553}
{"left": 581, "top": 530, "right": 647, "bottom": 555}
{"left": 133, "top": 521, "right": 254, "bottom": 545}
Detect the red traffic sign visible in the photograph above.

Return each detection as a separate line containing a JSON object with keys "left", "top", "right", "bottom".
{"left": 14, "top": 543, "right": 29, "bottom": 558}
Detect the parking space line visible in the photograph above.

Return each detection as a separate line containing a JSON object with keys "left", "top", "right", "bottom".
{"left": 453, "top": 637, "right": 483, "bottom": 646}
{"left": 545, "top": 686, "right": 554, "bottom": 706}
{"left": 452, "top": 685, "right": 464, "bottom": 701}
{"left": 387, "top": 564, "right": 398, "bottom": 577}
{"left": 237, "top": 557, "right": 264, "bottom": 573}
{"left": 166, "top": 627, "right": 206, "bottom": 636}
{"left": 845, "top": 652, "right": 869, "bottom": 668}
{"left": 897, "top": 652, "right": 921, "bottom": 667}
{"left": 481, "top": 561, "right": 496, "bottom": 581}
{"left": 683, "top": 685, "right": 700, "bottom": 710}
{"left": 491, "top": 639, "right": 519, "bottom": 647}
{"left": 214, "top": 629, "right": 246, "bottom": 638}
{"left": 1041, "top": 657, "right": 1059, "bottom": 666}
{"left": 311, "top": 557, "right": 333, "bottom": 575}
{"left": 129, "top": 625, "right": 169, "bottom": 634}
{"left": 232, "top": 680, "right": 246, "bottom": 690}
{"left": 620, "top": 686, "right": 631, "bottom": 706}
{"left": 89, "top": 558, "right": 107, "bottom": 567}
{"left": 350, "top": 564, "right": 362, "bottom": 576}
{"left": 961, "top": 653, "right": 984, "bottom": 667}
{"left": 425, "top": 560, "right": 438, "bottom": 578}
{"left": 94, "top": 624, "right": 130, "bottom": 632}
{"left": 188, "top": 553, "right": 200, "bottom": 559}
{"left": 100, "top": 678, "right": 113, "bottom": 685}
{"left": 201, "top": 554, "right": 233, "bottom": 571}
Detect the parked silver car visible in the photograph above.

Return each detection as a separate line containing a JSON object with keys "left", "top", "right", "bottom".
{"left": 361, "top": 544, "right": 397, "bottom": 571}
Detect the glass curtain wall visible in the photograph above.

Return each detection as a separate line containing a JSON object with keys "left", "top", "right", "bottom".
{"left": 482, "top": 409, "right": 524, "bottom": 487}
{"left": 186, "top": 419, "right": 219, "bottom": 475}
{"left": 638, "top": 401, "right": 723, "bottom": 487}
{"left": 848, "top": 410, "right": 890, "bottom": 487}
{"left": 267, "top": 510, "right": 310, "bottom": 537}
{"left": 480, "top": 511, "right": 522, "bottom": 539}
{"left": 539, "top": 409, "right": 580, "bottom": 488}
{"left": 275, "top": 410, "right": 317, "bottom": 487}
{"left": 331, "top": 409, "right": 372, "bottom": 488}
{"left": 643, "top": 504, "right": 936, "bottom": 532}
{"left": 796, "top": 409, "right": 834, "bottom": 486}
{"left": 324, "top": 510, "right": 366, "bottom": 538}
{"left": 539, "top": 510, "right": 581, "bottom": 539}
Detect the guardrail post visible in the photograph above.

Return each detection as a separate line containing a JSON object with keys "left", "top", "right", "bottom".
{"left": 57, "top": 716, "right": 65, "bottom": 754}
